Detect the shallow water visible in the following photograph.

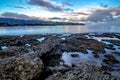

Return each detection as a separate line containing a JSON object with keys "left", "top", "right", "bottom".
{"left": 61, "top": 35, "right": 120, "bottom": 67}
{"left": 1, "top": 46, "right": 8, "bottom": 50}
{"left": 61, "top": 50, "right": 103, "bottom": 67}
{"left": 0, "top": 24, "right": 120, "bottom": 35}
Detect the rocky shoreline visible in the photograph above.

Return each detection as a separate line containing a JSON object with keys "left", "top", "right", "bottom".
{"left": 0, "top": 33, "right": 120, "bottom": 80}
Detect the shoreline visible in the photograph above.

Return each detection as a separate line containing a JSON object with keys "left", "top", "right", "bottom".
{"left": 0, "top": 32, "right": 120, "bottom": 36}
{"left": 0, "top": 33, "right": 120, "bottom": 80}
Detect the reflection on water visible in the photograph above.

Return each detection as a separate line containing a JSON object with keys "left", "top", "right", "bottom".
{"left": 0, "top": 24, "right": 120, "bottom": 35}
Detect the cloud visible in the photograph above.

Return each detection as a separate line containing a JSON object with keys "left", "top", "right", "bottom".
{"left": 62, "top": 2, "right": 72, "bottom": 7}
{"left": 49, "top": 17, "right": 62, "bottom": 20}
{"left": 14, "top": 5, "right": 31, "bottom": 9}
{"left": 27, "top": 0, "right": 64, "bottom": 12}
{"left": 87, "top": 7, "right": 120, "bottom": 22}
{"left": 100, "top": 3, "right": 109, "bottom": 8}
{"left": 71, "top": 12, "right": 90, "bottom": 16}
{"left": 60, "top": 6, "right": 120, "bottom": 22}
{"left": 65, "top": 8, "right": 73, "bottom": 12}
{"left": 49, "top": 17, "right": 66, "bottom": 21}
{"left": 1, "top": 6, "right": 120, "bottom": 23}
{"left": 7, "top": 5, "right": 31, "bottom": 9}
{"left": 1, "top": 12, "right": 35, "bottom": 20}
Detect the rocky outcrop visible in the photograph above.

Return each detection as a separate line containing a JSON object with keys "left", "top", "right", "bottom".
{"left": 46, "top": 65, "right": 119, "bottom": 80}
{"left": 0, "top": 33, "right": 120, "bottom": 80}
{"left": 0, "top": 46, "right": 44, "bottom": 80}
{"left": 33, "top": 38, "right": 60, "bottom": 57}
{"left": 103, "top": 54, "right": 119, "bottom": 64}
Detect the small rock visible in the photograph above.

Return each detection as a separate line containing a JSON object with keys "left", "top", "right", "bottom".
{"left": 16, "top": 40, "right": 23, "bottom": 46}
{"left": 93, "top": 54, "right": 99, "bottom": 58}
{"left": 71, "top": 54, "right": 79, "bottom": 57}
{"left": 92, "top": 51, "right": 98, "bottom": 54}
{"left": 113, "top": 52, "right": 120, "bottom": 56}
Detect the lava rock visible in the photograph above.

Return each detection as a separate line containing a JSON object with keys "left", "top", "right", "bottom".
{"left": 113, "top": 52, "right": 120, "bottom": 56}
{"left": 16, "top": 40, "right": 23, "bottom": 46}
{"left": 35, "top": 38, "right": 60, "bottom": 57}
{"left": 71, "top": 54, "right": 79, "bottom": 57}
{"left": 0, "top": 54, "right": 43, "bottom": 80}
{"left": 103, "top": 54, "right": 119, "bottom": 64}
{"left": 93, "top": 54, "right": 99, "bottom": 58}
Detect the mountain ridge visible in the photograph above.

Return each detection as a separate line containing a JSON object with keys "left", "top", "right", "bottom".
{"left": 0, "top": 18, "right": 85, "bottom": 26}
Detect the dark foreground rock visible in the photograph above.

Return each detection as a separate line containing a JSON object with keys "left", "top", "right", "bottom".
{"left": 0, "top": 47, "right": 44, "bottom": 80}
{"left": 0, "top": 33, "right": 120, "bottom": 80}
{"left": 46, "top": 65, "right": 118, "bottom": 80}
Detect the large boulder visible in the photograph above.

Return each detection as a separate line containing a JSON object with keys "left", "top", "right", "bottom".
{"left": 33, "top": 38, "right": 60, "bottom": 56}
{"left": 0, "top": 47, "right": 44, "bottom": 80}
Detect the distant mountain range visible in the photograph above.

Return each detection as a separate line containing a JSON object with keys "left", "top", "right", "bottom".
{"left": 0, "top": 18, "right": 85, "bottom": 26}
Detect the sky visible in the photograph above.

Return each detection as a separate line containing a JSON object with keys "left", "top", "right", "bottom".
{"left": 0, "top": 0, "right": 120, "bottom": 22}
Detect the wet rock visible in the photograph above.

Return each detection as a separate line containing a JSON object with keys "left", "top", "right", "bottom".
{"left": 93, "top": 54, "right": 99, "bottom": 58}
{"left": 108, "top": 44, "right": 114, "bottom": 47}
{"left": 94, "top": 33, "right": 115, "bottom": 38}
{"left": 0, "top": 33, "right": 120, "bottom": 80}
{"left": 71, "top": 54, "right": 79, "bottom": 57}
{"left": 0, "top": 47, "right": 2, "bottom": 50}
{"left": 101, "top": 65, "right": 110, "bottom": 70}
{"left": 115, "top": 35, "right": 120, "bottom": 39}
{"left": 92, "top": 51, "right": 99, "bottom": 58}
{"left": 40, "top": 48, "right": 62, "bottom": 66}
{"left": 4, "top": 46, "right": 32, "bottom": 56}
{"left": 105, "top": 45, "right": 116, "bottom": 50}
{"left": 102, "top": 71, "right": 111, "bottom": 75}
{"left": 0, "top": 54, "right": 43, "bottom": 80}
{"left": 113, "top": 52, "right": 120, "bottom": 56}
{"left": 16, "top": 40, "right": 23, "bottom": 46}
{"left": 34, "top": 38, "right": 60, "bottom": 57}
{"left": 46, "top": 72, "right": 62, "bottom": 80}
{"left": 87, "top": 40, "right": 105, "bottom": 53}
{"left": 105, "top": 40, "right": 120, "bottom": 46}
{"left": 0, "top": 51, "right": 14, "bottom": 57}
{"left": 46, "top": 65, "right": 119, "bottom": 80}
{"left": 27, "top": 39, "right": 40, "bottom": 45}
{"left": 92, "top": 51, "right": 98, "bottom": 54}
{"left": 103, "top": 54, "right": 119, "bottom": 64}
{"left": 60, "top": 43, "right": 88, "bottom": 54}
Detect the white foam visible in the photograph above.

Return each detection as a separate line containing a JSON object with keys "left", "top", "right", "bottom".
{"left": 92, "top": 36, "right": 120, "bottom": 42}
{"left": 37, "top": 37, "right": 45, "bottom": 42}
{"left": 62, "top": 34, "right": 71, "bottom": 36}
{"left": 61, "top": 37, "right": 65, "bottom": 40}
{"left": 104, "top": 41, "right": 112, "bottom": 45}
{"left": 1, "top": 46, "right": 7, "bottom": 50}
{"left": 25, "top": 43, "right": 31, "bottom": 47}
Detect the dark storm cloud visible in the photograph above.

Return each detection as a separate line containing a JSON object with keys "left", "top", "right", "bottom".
{"left": 1, "top": 12, "right": 33, "bottom": 20}
{"left": 27, "top": 0, "right": 64, "bottom": 12}
{"left": 87, "top": 7, "right": 120, "bottom": 22}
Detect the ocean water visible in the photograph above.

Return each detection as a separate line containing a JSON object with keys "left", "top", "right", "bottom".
{"left": 0, "top": 22, "right": 120, "bottom": 35}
